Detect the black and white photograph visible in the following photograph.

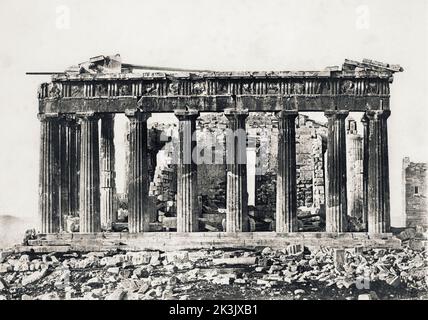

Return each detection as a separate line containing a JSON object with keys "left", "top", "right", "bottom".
{"left": 0, "top": 0, "right": 426, "bottom": 309}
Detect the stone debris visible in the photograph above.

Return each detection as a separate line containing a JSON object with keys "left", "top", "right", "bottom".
{"left": 0, "top": 244, "right": 426, "bottom": 300}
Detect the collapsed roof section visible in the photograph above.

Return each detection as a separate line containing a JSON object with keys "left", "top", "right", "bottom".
{"left": 63, "top": 54, "right": 403, "bottom": 77}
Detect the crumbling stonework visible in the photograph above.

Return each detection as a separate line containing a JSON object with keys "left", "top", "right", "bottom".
{"left": 0, "top": 245, "right": 426, "bottom": 300}
{"left": 36, "top": 56, "right": 400, "bottom": 235}
{"left": 145, "top": 113, "right": 330, "bottom": 230}
{"left": 402, "top": 157, "right": 427, "bottom": 230}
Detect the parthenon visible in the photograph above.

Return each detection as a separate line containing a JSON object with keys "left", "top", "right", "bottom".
{"left": 35, "top": 55, "right": 403, "bottom": 248}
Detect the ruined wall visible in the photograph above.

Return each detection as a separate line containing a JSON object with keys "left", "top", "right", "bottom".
{"left": 403, "top": 157, "right": 427, "bottom": 230}
{"left": 147, "top": 113, "right": 328, "bottom": 227}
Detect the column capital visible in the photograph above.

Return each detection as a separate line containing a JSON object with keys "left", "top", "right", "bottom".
{"left": 365, "top": 110, "right": 391, "bottom": 120}
{"left": 76, "top": 111, "right": 100, "bottom": 121}
{"left": 174, "top": 109, "right": 199, "bottom": 121}
{"left": 99, "top": 113, "right": 116, "bottom": 120}
{"left": 125, "top": 109, "right": 151, "bottom": 121}
{"left": 324, "top": 110, "right": 349, "bottom": 119}
{"left": 361, "top": 113, "right": 369, "bottom": 124}
{"left": 57, "top": 113, "right": 78, "bottom": 125}
{"left": 37, "top": 113, "right": 60, "bottom": 121}
{"left": 224, "top": 108, "right": 249, "bottom": 119}
{"left": 275, "top": 110, "right": 298, "bottom": 119}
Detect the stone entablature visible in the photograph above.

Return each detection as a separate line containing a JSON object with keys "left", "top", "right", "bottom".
{"left": 38, "top": 59, "right": 397, "bottom": 114}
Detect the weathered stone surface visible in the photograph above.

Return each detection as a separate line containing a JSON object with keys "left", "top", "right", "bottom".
{"left": 38, "top": 114, "right": 60, "bottom": 233}
{"left": 212, "top": 257, "right": 257, "bottom": 266}
{"left": 402, "top": 157, "right": 427, "bottom": 230}
{"left": 1, "top": 243, "right": 426, "bottom": 300}
{"left": 77, "top": 112, "right": 101, "bottom": 232}
{"left": 366, "top": 110, "right": 391, "bottom": 233}
{"left": 175, "top": 109, "right": 200, "bottom": 232}
{"left": 224, "top": 108, "right": 249, "bottom": 232}
{"left": 100, "top": 114, "right": 117, "bottom": 229}
{"left": 126, "top": 109, "right": 151, "bottom": 232}
{"left": 22, "top": 267, "right": 49, "bottom": 286}
{"left": 276, "top": 111, "right": 298, "bottom": 232}
{"left": 325, "top": 110, "right": 348, "bottom": 232}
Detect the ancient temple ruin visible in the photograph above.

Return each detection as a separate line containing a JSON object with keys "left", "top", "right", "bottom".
{"left": 34, "top": 55, "right": 403, "bottom": 250}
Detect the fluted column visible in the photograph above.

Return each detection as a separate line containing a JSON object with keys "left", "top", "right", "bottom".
{"left": 77, "top": 112, "right": 101, "bottom": 233}
{"left": 324, "top": 110, "right": 348, "bottom": 232}
{"left": 100, "top": 114, "right": 117, "bottom": 230}
{"left": 63, "top": 116, "right": 80, "bottom": 221}
{"left": 38, "top": 113, "right": 60, "bottom": 234}
{"left": 361, "top": 114, "right": 369, "bottom": 227}
{"left": 126, "top": 109, "right": 150, "bottom": 233}
{"left": 224, "top": 108, "right": 249, "bottom": 232}
{"left": 58, "top": 117, "right": 68, "bottom": 231}
{"left": 346, "top": 119, "right": 363, "bottom": 219}
{"left": 276, "top": 111, "right": 298, "bottom": 232}
{"left": 175, "top": 109, "right": 199, "bottom": 232}
{"left": 67, "top": 118, "right": 80, "bottom": 217}
{"left": 366, "top": 110, "right": 391, "bottom": 233}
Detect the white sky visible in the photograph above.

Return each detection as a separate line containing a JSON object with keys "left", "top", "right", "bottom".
{"left": 0, "top": 0, "right": 427, "bottom": 227}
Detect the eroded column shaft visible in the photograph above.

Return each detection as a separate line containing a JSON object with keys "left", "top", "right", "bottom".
{"left": 78, "top": 113, "right": 101, "bottom": 233}
{"left": 276, "top": 111, "right": 298, "bottom": 232}
{"left": 175, "top": 109, "right": 199, "bottom": 232}
{"left": 59, "top": 119, "right": 68, "bottom": 231}
{"left": 366, "top": 110, "right": 391, "bottom": 233}
{"left": 361, "top": 115, "right": 369, "bottom": 227}
{"left": 100, "top": 114, "right": 117, "bottom": 229}
{"left": 325, "top": 110, "right": 348, "bottom": 232}
{"left": 68, "top": 119, "right": 80, "bottom": 217}
{"left": 38, "top": 114, "right": 60, "bottom": 233}
{"left": 346, "top": 119, "right": 363, "bottom": 219}
{"left": 126, "top": 110, "right": 150, "bottom": 233}
{"left": 225, "top": 109, "right": 249, "bottom": 232}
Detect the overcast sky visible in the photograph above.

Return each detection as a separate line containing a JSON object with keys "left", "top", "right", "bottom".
{"left": 0, "top": 0, "right": 426, "bottom": 227}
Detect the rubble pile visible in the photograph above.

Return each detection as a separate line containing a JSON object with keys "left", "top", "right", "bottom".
{"left": 0, "top": 245, "right": 426, "bottom": 300}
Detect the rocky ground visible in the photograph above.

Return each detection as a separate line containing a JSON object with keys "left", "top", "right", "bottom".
{"left": 0, "top": 244, "right": 426, "bottom": 300}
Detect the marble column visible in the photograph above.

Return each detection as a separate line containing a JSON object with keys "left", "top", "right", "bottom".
{"left": 38, "top": 113, "right": 60, "bottom": 234}
{"left": 276, "top": 111, "right": 298, "bottom": 233}
{"left": 346, "top": 119, "right": 363, "bottom": 219}
{"left": 224, "top": 108, "right": 249, "bottom": 232}
{"left": 58, "top": 117, "right": 69, "bottom": 231}
{"left": 324, "top": 110, "right": 348, "bottom": 232}
{"left": 64, "top": 116, "right": 80, "bottom": 221}
{"left": 67, "top": 117, "right": 80, "bottom": 218}
{"left": 361, "top": 114, "right": 369, "bottom": 227}
{"left": 100, "top": 114, "right": 117, "bottom": 230}
{"left": 174, "top": 109, "right": 200, "bottom": 232}
{"left": 366, "top": 110, "right": 391, "bottom": 233}
{"left": 77, "top": 112, "right": 101, "bottom": 233}
{"left": 126, "top": 109, "right": 150, "bottom": 233}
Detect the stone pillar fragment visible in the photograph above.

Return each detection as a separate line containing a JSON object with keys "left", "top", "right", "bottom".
{"left": 366, "top": 110, "right": 391, "bottom": 233}
{"left": 126, "top": 109, "right": 150, "bottom": 233}
{"left": 224, "top": 108, "right": 249, "bottom": 232}
{"left": 38, "top": 113, "right": 60, "bottom": 234}
{"left": 174, "top": 109, "right": 200, "bottom": 232}
{"left": 276, "top": 111, "right": 298, "bottom": 232}
{"left": 100, "top": 114, "right": 117, "bottom": 230}
{"left": 77, "top": 112, "right": 101, "bottom": 233}
{"left": 324, "top": 110, "right": 348, "bottom": 232}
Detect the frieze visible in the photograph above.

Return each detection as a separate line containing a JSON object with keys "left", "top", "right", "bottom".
{"left": 39, "top": 76, "right": 391, "bottom": 101}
